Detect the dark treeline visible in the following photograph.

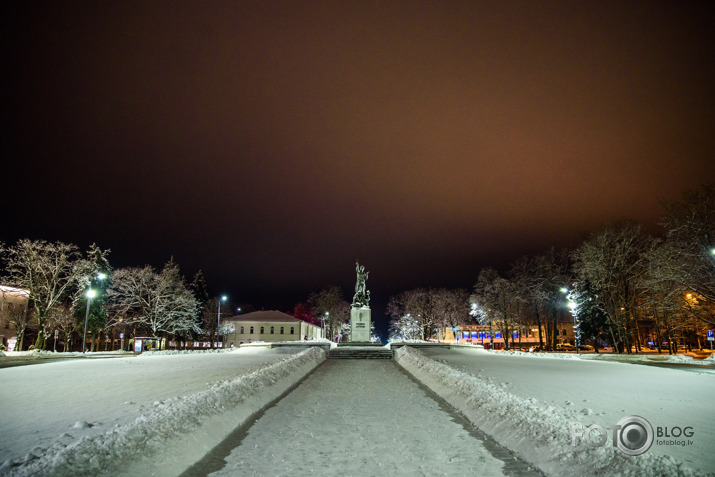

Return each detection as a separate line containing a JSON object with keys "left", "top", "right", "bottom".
{"left": 386, "top": 185, "right": 714, "bottom": 354}
{"left": 2, "top": 185, "right": 712, "bottom": 352}
{"left": 0, "top": 241, "right": 235, "bottom": 352}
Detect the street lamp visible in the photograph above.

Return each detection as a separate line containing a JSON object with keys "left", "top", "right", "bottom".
{"left": 217, "top": 295, "right": 227, "bottom": 347}
{"left": 82, "top": 289, "right": 96, "bottom": 353}
{"left": 322, "top": 312, "right": 329, "bottom": 339}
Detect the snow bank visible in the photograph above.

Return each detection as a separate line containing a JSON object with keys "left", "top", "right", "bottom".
{"left": 3, "top": 347, "right": 325, "bottom": 477}
{"left": 3, "top": 350, "right": 132, "bottom": 357}
{"left": 580, "top": 352, "right": 715, "bottom": 367}
{"left": 494, "top": 349, "right": 715, "bottom": 367}
{"left": 136, "top": 348, "right": 235, "bottom": 356}
{"left": 395, "top": 346, "right": 703, "bottom": 477}
{"left": 494, "top": 350, "right": 580, "bottom": 359}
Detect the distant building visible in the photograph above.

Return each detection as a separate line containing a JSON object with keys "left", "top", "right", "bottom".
{"left": 223, "top": 310, "right": 323, "bottom": 346}
{"left": 439, "top": 322, "right": 576, "bottom": 350}
{"left": 0, "top": 285, "right": 30, "bottom": 351}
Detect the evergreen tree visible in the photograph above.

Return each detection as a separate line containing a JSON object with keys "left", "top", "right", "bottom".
{"left": 189, "top": 270, "right": 210, "bottom": 342}
{"left": 73, "top": 244, "right": 112, "bottom": 351}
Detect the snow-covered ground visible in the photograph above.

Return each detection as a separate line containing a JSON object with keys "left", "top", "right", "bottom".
{"left": 0, "top": 347, "right": 323, "bottom": 476}
{"left": 1, "top": 345, "right": 713, "bottom": 476}
{"left": 398, "top": 346, "right": 715, "bottom": 476}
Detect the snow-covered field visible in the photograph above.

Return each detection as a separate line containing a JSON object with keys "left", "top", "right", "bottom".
{"left": 0, "top": 347, "right": 324, "bottom": 476}
{"left": 1, "top": 345, "right": 713, "bottom": 476}
{"left": 397, "top": 346, "right": 715, "bottom": 476}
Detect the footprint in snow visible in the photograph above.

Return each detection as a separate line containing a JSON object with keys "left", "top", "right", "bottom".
{"left": 72, "top": 420, "right": 92, "bottom": 429}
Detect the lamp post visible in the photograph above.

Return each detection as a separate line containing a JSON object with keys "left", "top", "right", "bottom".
{"left": 217, "top": 295, "right": 227, "bottom": 347}
{"left": 322, "top": 312, "right": 328, "bottom": 340}
{"left": 82, "top": 289, "right": 96, "bottom": 353}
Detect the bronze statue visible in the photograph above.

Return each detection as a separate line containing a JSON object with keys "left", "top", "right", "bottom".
{"left": 352, "top": 261, "right": 370, "bottom": 307}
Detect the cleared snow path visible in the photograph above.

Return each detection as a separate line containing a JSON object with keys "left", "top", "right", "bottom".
{"left": 202, "top": 360, "right": 539, "bottom": 477}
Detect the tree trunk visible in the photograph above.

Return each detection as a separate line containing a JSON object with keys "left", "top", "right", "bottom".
{"left": 15, "top": 329, "right": 25, "bottom": 351}
{"left": 535, "top": 307, "right": 544, "bottom": 348}
{"left": 551, "top": 312, "right": 558, "bottom": 350}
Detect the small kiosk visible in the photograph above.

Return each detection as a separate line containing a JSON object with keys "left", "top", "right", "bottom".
{"left": 132, "top": 337, "right": 160, "bottom": 353}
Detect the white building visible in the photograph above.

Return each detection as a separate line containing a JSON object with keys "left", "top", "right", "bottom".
{"left": 0, "top": 285, "right": 30, "bottom": 351}
{"left": 224, "top": 310, "right": 323, "bottom": 346}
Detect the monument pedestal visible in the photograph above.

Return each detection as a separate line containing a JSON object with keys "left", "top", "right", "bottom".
{"left": 350, "top": 306, "right": 371, "bottom": 342}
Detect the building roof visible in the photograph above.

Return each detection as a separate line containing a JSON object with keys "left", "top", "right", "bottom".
{"left": 0, "top": 285, "right": 30, "bottom": 297}
{"left": 224, "top": 310, "right": 303, "bottom": 323}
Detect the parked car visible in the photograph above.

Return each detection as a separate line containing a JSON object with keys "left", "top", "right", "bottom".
{"left": 556, "top": 344, "right": 576, "bottom": 351}
{"left": 577, "top": 344, "right": 594, "bottom": 352}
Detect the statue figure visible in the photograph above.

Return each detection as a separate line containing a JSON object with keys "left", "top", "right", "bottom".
{"left": 352, "top": 261, "right": 370, "bottom": 308}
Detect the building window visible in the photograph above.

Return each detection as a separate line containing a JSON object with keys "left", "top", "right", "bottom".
{"left": 240, "top": 326, "right": 244, "bottom": 334}
{"left": 290, "top": 327, "right": 294, "bottom": 335}
{"left": 260, "top": 326, "right": 264, "bottom": 334}
{"left": 250, "top": 326, "right": 254, "bottom": 334}
{"left": 270, "top": 326, "right": 274, "bottom": 334}
{"left": 280, "top": 327, "right": 284, "bottom": 334}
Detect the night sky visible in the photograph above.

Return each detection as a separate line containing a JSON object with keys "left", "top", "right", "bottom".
{"left": 3, "top": 1, "right": 714, "bottom": 329}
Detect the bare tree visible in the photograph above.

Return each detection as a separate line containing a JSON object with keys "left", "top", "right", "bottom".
{"left": 472, "top": 268, "right": 520, "bottom": 350}
{"left": 572, "top": 222, "right": 653, "bottom": 353}
{"left": 309, "top": 286, "right": 349, "bottom": 341}
{"left": 657, "top": 185, "right": 715, "bottom": 327}
{"left": 1, "top": 239, "right": 89, "bottom": 349}
{"left": 388, "top": 312, "right": 421, "bottom": 341}
{"left": 107, "top": 260, "right": 199, "bottom": 342}
{"left": 431, "top": 288, "right": 469, "bottom": 340}
{"left": 45, "top": 303, "right": 76, "bottom": 352}
{"left": 386, "top": 288, "right": 438, "bottom": 340}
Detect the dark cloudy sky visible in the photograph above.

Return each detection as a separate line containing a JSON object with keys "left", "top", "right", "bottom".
{"left": 3, "top": 1, "right": 714, "bottom": 326}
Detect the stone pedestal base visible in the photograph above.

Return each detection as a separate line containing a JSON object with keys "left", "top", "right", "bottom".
{"left": 350, "top": 306, "right": 371, "bottom": 342}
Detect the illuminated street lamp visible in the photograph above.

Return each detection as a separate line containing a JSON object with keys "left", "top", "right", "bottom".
{"left": 82, "top": 289, "right": 96, "bottom": 353}
{"left": 322, "top": 312, "right": 329, "bottom": 339}
{"left": 82, "top": 272, "right": 106, "bottom": 353}
{"left": 217, "top": 295, "right": 227, "bottom": 346}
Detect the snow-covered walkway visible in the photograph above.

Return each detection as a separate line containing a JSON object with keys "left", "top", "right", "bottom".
{"left": 203, "top": 359, "right": 537, "bottom": 476}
